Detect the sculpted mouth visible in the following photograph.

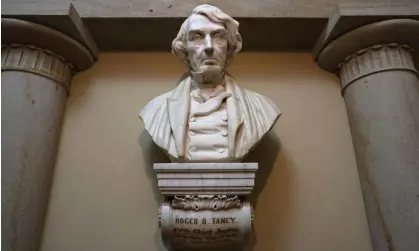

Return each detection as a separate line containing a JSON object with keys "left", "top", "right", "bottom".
{"left": 203, "top": 59, "right": 218, "bottom": 65}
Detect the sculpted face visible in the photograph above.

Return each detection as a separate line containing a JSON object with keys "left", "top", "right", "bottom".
{"left": 186, "top": 14, "right": 228, "bottom": 75}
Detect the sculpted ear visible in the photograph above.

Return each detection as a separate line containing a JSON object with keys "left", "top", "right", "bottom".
{"left": 172, "top": 40, "right": 191, "bottom": 68}
{"left": 226, "top": 34, "right": 242, "bottom": 66}
{"left": 234, "top": 33, "right": 243, "bottom": 53}
{"left": 172, "top": 40, "right": 184, "bottom": 58}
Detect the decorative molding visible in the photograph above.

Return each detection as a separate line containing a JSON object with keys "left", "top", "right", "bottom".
{"left": 1, "top": 44, "right": 73, "bottom": 90}
{"left": 338, "top": 43, "right": 417, "bottom": 92}
{"left": 316, "top": 19, "right": 419, "bottom": 72}
{"left": 2, "top": 18, "right": 96, "bottom": 71}
{"left": 154, "top": 163, "right": 258, "bottom": 195}
{"left": 171, "top": 195, "right": 242, "bottom": 211}
{"left": 159, "top": 200, "right": 252, "bottom": 251}
{"left": 155, "top": 163, "right": 257, "bottom": 250}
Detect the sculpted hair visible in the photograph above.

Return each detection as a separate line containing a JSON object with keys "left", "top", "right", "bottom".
{"left": 171, "top": 4, "right": 243, "bottom": 67}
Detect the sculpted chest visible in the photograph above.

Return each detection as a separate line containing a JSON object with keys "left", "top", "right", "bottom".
{"left": 186, "top": 97, "right": 230, "bottom": 161}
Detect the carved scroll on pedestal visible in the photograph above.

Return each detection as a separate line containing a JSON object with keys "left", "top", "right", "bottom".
{"left": 154, "top": 163, "right": 257, "bottom": 251}
{"left": 160, "top": 197, "right": 253, "bottom": 251}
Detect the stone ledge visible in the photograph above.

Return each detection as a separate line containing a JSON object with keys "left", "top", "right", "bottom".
{"left": 154, "top": 163, "right": 258, "bottom": 196}
{"left": 4, "top": 2, "right": 419, "bottom": 52}
{"left": 2, "top": 2, "right": 327, "bottom": 51}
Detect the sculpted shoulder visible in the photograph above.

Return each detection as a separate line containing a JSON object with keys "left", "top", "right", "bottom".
{"left": 138, "top": 89, "right": 180, "bottom": 159}
{"left": 139, "top": 90, "right": 173, "bottom": 124}
{"left": 244, "top": 89, "right": 281, "bottom": 113}
{"left": 241, "top": 88, "right": 282, "bottom": 129}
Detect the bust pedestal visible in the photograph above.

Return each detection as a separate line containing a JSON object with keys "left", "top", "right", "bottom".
{"left": 154, "top": 163, "right": 257, "bottom": 251}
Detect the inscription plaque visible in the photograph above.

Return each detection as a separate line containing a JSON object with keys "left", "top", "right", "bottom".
{"left": 160, "top": 200, "right": 252, "bottom": 251}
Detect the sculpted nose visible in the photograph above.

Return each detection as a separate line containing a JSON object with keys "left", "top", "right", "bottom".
{"left": 204, "top": 36, "right": 214, "bottom": 54}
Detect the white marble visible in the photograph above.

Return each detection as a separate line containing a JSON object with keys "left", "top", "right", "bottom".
{"left": 154, "top": 163, "right": 258, "bottom": 195}
{"left": 160, "top": 200, "right": 252, "bottom": 251}
{"left": 143, "top": 6, "right": 270, "bottom": 250}
{"left": 139, "top": 4, "right": 281, "bottom": 162}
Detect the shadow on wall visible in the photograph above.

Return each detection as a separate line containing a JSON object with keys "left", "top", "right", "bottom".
{"left": 245, "top": 132, "right": 281, "bottom": 206}
{"left": 243, "top": 132, "right": 291, "bottom": 251}
{"left": 138, "top": 131, "right": 170, "bottom": 251}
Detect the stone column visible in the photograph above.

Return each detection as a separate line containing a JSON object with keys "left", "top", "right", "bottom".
{"left": 1, "top": 18, "right": 97, "bottom": 251}
{"left": 317, "top": 19, "right": 419, "bottom": 251}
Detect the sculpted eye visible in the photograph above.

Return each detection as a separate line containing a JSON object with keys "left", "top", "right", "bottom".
{"left": 212, "top": 32, "right": 224, "bottom": 40}
{"left": 192, "top": 33, "right": 203, "bottom": 41}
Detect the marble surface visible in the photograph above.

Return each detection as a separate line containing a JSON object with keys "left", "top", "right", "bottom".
{"left": 160, "top": 199, "right": 252, "bottom": 251}
{"left": 154, "top": 163, "right": 258, "bottom": 195}
{"left": 155, "top": 162, "right": 257, "bottom": 250}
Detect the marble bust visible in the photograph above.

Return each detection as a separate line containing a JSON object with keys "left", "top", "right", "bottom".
{"left": 139, "top": 4, "right": 281, "bottom": 162}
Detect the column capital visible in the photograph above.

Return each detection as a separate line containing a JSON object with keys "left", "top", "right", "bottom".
{"left": 316, "top": 18, "right": 419, "bottom": 73}
{"left": 2, "top": 45, "right": 73, "bottom": 90}
{"left": 338, "top": 44, "right": 417, "bottom": 93}
{"left": 2, "top": 17, "right": 97, "bottom": 72}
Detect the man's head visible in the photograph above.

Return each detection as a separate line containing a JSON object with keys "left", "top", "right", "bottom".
{"left": 172, "top": 5, "right": 242, "bottom": 75}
